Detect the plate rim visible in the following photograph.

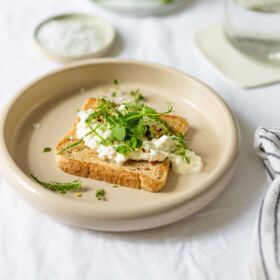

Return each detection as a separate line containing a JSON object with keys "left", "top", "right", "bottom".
{"left": 0, "top": 59, "right": 240, "bottom": 220}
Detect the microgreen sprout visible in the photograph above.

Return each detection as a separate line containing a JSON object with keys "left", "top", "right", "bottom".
{"left": 58, "top": 93, "right": 190, "bottom": 163}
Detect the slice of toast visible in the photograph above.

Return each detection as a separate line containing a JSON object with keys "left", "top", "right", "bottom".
{"left": 56, "top": 98, "right": 188, "bottom": 192}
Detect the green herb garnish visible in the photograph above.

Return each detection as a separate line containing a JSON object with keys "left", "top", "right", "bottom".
{"left": 43, "top": 147, "right": 52, "bottom": 153}
{"left": 111, "top": 124, "right": 126, "bottom": 141}
{"left": 59, "top": 98, "right": 172, "bottom": 154}
{"left": 111, "top": 79, "right": 119, "bottom": 98}
{"left": 59, "top": 96, "right": 190, "bottom": 163}
{"left": 95, "top": 188, "right": 106, "bottom": 200}
{"left": 130, "top": 89, "right": 145, "bottom": 103}
{"left": 30, "top": 174, "right": 81, "bottom": 193}
{"left": 113, "top": 79, "right": 119, "bottom": 86}
{"left": 58, "top": 138, "right": 84, "bottom": 155}
{"left": 57, "top": 124, "right": 104, "bottom": 155}
{"left": 173, "top": 133, "right": 190, "bottom": 163}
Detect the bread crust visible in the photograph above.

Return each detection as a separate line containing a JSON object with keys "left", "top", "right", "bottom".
{"left": 56, "top": 155, "right": 170, "bottom": 192}
{"left": 55, "top": 98, "right": 187, "bottom": 192}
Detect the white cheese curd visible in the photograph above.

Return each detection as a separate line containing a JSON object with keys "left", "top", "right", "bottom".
{"left": 76, "top": 109, "right": 111, "bottom": 150}
{"left": 129, "top": 149, "right": 169, "bottom": 162}
{"left": 114, "top": 153, "right": 127, "bottom": 165}
{"left": 77, "top": 109, "right": 94, "bottom": 127}
{"left": 170, "top": 151, "right": 203, "bottom": 174}
{"left": 76, "top": 109, "right": 203, "bottom": 174}
{"left": 118, "top": 104, "right": 127, "bottom": 112}
{"left": 143, "top": 135, "right": 176, "bottom": 152}
{"left": 97, "top": 145, "right": 115, "bottom": 160}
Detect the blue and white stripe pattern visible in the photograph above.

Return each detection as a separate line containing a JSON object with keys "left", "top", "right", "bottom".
{"left": 251, "top": 127, "right": 280, "bottom": 280}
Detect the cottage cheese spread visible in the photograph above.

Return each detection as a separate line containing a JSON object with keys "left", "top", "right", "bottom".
{"left": 76, "top": 109, "right": 203, "bottom": 174}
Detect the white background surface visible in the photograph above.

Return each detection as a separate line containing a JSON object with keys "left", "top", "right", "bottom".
{"left": 0, "top": 0, "right": 279, "bottom": 279}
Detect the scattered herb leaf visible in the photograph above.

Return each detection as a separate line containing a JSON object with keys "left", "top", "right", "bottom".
{"left": 95, "top": 189, "right": 106, "bottom": 201}
{"left": 130, "top": 89, "right": 145, "bottom": 103}
{"left": 113, "top": 79, "right": 119, "bottom": 86}
{"left": 43, "top": 147, "right": 52, "bottom": 153}
{"left": 30, "top": 174, "right": 81, "bottom": 193}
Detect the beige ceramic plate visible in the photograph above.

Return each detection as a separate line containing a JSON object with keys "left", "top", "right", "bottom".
{"left": 0, "top": 59, "right": 239, "bottom": 232}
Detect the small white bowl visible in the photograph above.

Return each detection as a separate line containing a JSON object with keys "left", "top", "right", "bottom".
{"left": 34, "top": 13, "right": 116, "bottom": 63}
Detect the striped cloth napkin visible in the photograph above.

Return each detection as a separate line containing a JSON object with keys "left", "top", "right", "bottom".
{"left": 250, "top": 127, "right": 280, "bottom": 280}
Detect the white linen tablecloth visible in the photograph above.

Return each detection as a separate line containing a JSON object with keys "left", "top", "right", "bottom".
{"left": 1, "top": 0, "right": 279, "bottom": 279}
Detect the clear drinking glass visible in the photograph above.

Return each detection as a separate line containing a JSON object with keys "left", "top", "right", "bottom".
{"left": 224, "top": 0, "right": 280, "bottom": 62}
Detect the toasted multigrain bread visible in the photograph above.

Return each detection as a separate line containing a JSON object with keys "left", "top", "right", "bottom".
{"left": 56, "top": 98, "right": 188, "bottom": 192}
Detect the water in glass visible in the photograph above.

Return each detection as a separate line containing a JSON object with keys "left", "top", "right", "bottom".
{"left": 224, "top": 0, "right": 280, "bottom": 62}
